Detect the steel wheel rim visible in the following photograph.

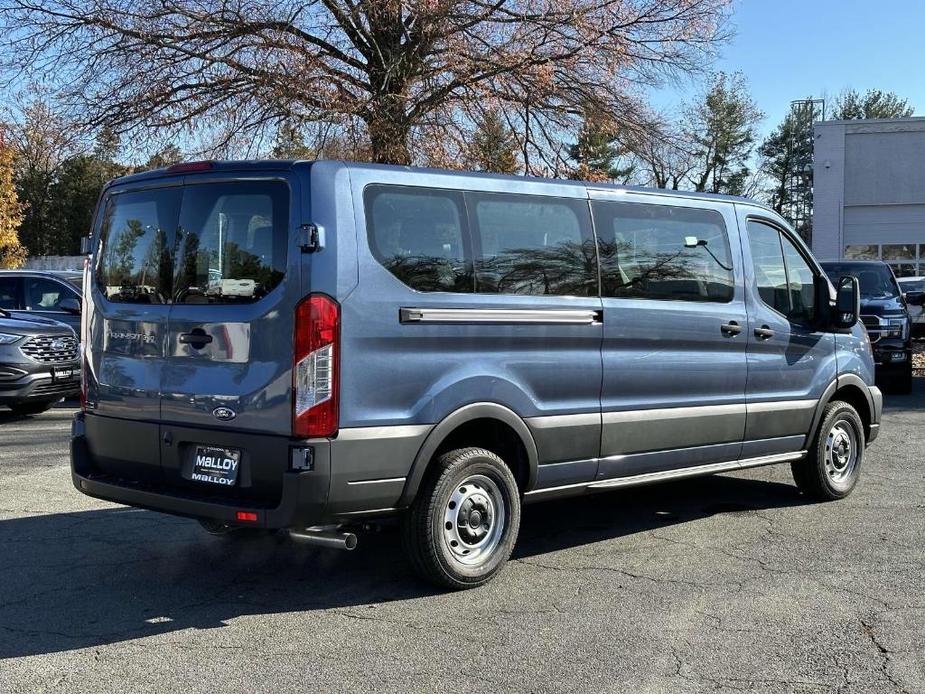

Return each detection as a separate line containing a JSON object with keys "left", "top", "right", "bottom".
{"left": 824, "top": 418, "right": 859, "bottom": 489}
{"left": 442, "top": 474, "right": 506, "bottom": 566}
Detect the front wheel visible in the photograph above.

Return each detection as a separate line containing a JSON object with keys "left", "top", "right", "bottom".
{"left": 791, "top": 400, "right": 864, "bottom": 501}
{"left": 401, "top": 447, "right": 521, "bottom": 589}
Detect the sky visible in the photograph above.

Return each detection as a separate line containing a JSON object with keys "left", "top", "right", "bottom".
{"left": 650, "top": 0, "right": 925, "bottom": 136}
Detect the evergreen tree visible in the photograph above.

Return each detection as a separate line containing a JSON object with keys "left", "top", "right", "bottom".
{"left": 468, "top": 111, "right": 519, "bottom": 174}
{"left": 833, "top": 89, "right": 914, "bottom": 120}
{"left": 49, "top": 153, "right": 130, "bottom": 254}
{"left": 0, "top": 132, "right": 27, "bottom": 268}
{"left": 686, "top": 72, "right": 763, "bottom": 194}
{"left": 758, "top": 107, "right": 815, "bottom": 229}
{"left": 568, "top": 113, "right": 634, "bottom": 182}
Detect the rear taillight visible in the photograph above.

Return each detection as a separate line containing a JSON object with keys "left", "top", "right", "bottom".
{"left": 293, "top": 295, "right": 339, "bottom": 438}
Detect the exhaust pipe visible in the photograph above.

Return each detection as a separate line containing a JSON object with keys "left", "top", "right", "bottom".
{"left": 289, "top": 527, "right": 358, "bottom": 550}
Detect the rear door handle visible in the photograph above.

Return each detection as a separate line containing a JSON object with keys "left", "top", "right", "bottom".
{"left": 179, "top": 331, "right": 213, "bottom": 347}
{"left": 721, "top": 321, "right": 742, "bottom": 336}
{"left": 754, "top": 326, "right": 775, "bottom": 340}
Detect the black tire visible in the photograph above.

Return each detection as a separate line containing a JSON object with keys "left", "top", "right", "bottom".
{"left": 8, "top": 400, "right": 56, "bottom": 416}
{"left": 401, "top": 447, "right": 521, "bottom": 590}
{"left": 791, "top": 400, "right": 864, "bottom": 501}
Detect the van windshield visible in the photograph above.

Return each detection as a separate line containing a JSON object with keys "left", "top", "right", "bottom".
{"left": 822, "top": 263, "right": 900, "bottom": 300}
{"left": 96, "top": 181, "right": 288, "bottom": 304}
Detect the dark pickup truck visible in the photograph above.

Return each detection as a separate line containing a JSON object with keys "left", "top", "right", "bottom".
{"left": 822, "top": 260, "right": 921, "bottom": 394}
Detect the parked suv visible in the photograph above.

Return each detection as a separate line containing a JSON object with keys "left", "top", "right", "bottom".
{"left": 821, "top": 261, "right": 919, "bottom": 393}
{"left": 71, "top": 161, "right": 881, "bottom": 589}
{"left": 0, "top": 308, "right": 80, "bottom": 415}
{"left": 0, "top": 270, "right": 83, "bottom": 335}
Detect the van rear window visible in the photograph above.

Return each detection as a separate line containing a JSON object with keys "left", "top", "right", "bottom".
{"left": 96, "top": 181, "right": 288, "bottom": 304}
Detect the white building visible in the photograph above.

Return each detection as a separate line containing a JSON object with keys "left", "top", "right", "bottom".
{"left": 813, "top": 117, "right": 925, "bottom": 276}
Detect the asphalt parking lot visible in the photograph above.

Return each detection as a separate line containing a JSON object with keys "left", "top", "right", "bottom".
{"left": 2, "top": 391, "right": 924, "bottom": 694}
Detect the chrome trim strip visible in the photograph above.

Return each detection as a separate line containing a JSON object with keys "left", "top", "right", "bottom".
{"left": 525, "top": 412, "right": 601, "bottom": 429}
{"left": 346, "top": 476, "right": 407, "bottom": 486}
{"left": 400, "top": 307, "right": 602, "bottom": 325}
{"left": 335, "top": 424, "right": 432, "bottom": 440}
{"left": 525, "top": 451, "right": 805, "bottom": 497}
{"left": 601, "top": 403, "right": 743, "bottom": 424}
{"left": 746, "top": 399, "right": 816, "bottom": 414}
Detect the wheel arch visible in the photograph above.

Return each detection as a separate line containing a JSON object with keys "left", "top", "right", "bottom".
{"left": 398, "top": 403, "right": 539, "bottom": 507}
{"left": 808, "top": 375, "right": 874, "bottom": 441}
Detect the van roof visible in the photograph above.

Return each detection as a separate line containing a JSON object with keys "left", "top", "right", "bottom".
{"left": 107, "top": 159, "right": 770, "bottom": 210}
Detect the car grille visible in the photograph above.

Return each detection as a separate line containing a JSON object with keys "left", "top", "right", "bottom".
{"left": 21, "top": 335, "right": 79, "bottom": 363}
{"left": 859, "top": 315, "right": 880, "bottom": 342}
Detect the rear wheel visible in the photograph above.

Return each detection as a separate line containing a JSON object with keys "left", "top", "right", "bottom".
{"left": 791, "top": 400, "right": 864, "bottom": 501}
{"left": 8, "top": 400, "right": 56, "bottom": 416}
{"left": 401, "top": 447, "right": 521, "bottom": 589}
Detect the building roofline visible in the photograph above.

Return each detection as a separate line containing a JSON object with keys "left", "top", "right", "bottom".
{"left": 815, "top": 116, "right": 925, "bottom": 127}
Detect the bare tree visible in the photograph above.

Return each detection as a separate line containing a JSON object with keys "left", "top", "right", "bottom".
{"left": 0, "top": 0, "right": 731, "bottom": 164}
{"left": 629, "top": 116, "right": 695, "bottom": 190}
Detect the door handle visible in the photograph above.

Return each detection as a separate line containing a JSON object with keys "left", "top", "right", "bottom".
{"left": 721, "top": 321, "right": 742, "bottom": 336}
{"left": 754, "top": 326, "right": 775, "bottom": 340}
{"left": 178, "top": 330, "right": 213, "bottom": 347}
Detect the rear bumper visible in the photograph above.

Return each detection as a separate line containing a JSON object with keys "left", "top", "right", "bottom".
{"left": 70, "top": 413, "right": 330, "bottom": 529}
{"left": 69, "top": 413, "right": 430, "bottom": 527}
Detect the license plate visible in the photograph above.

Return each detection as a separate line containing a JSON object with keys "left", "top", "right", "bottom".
{"left": 52, "top": 366, "right": 75, "bottom": 382}
{"left": 191, "top": 446, "right": 241, "bottom": 486}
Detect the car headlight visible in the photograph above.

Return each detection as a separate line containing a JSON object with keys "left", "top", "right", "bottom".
{"left": 0, "top": 333, "right": 23, "bottom": 345}
{"left": 884, "top": 318, "right": 906, "bottom": 338}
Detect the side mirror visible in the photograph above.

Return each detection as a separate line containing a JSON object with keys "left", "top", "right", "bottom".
{"left": 905, "top": 291, "right": 925, "bottom": 306}
{"left": 833, "top": 276, "right": 860, "bottom": 329}
{"left": 59, "top": 297, "right": 81, "bottom": 315}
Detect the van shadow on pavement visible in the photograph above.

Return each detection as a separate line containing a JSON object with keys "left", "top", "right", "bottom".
{"left": 0, "top": 473, "right": 809, "bottom": 659}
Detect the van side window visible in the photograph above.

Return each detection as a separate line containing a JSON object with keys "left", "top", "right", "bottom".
{"left": 780, "top": 234, "right": 816, "bottom": 322}
{"left": 747, "top": 220, "right": 815, "bottom": 322}
{"left": 365, "top": 185, "right": 473, "bottom": 293}
{"left": 592, "top": 201, "right": 734, "bottom": 302}
{"left": 97, "top": 189, "right": 182, "bottom": 304}
{"left": 468, "top": 193, "right": 597, "bottom": 296}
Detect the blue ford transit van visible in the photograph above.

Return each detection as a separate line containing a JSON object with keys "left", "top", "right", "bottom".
{"left": 71, "top": 160, "right": 881, "bottom": 589}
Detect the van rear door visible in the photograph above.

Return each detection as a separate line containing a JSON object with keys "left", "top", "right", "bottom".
{"left": 87, "top": 184, "right": 182, "bottom": 481}
{"left": 157, "top": 174, "right": 302, "bottom": 502}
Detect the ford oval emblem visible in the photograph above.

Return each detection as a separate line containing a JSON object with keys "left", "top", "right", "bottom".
{"left": 212, "top": 406, "right": 237, "bottom": 422}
